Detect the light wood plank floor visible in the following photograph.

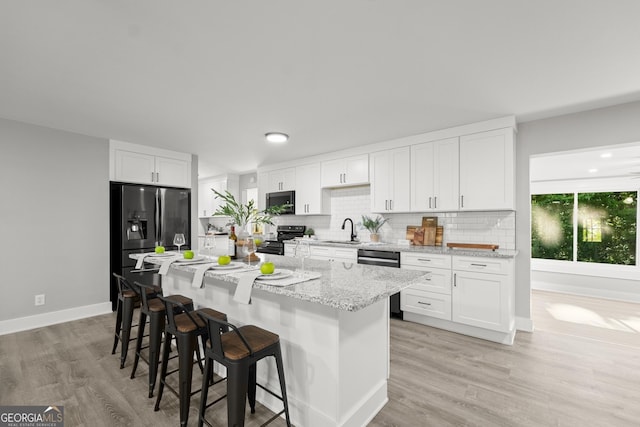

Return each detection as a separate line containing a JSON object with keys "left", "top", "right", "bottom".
{"left": 2, "top": 290, "right": 639, "bottom": 426}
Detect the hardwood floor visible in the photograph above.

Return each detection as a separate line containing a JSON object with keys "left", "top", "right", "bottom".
{"left": 1, "top": 290, "right": 639, "bottom": 426}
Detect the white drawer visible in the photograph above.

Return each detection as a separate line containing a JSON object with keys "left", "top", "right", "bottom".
{"left": 310, "top": 246, "right": 332, "bottom": 256}
{"left": 401, "top": 290, "right": 452, "bottom": 321}
{"left": 401, "top": 252, "right": 451, "bottom": 269}
{"left": 452, "top": 256, "right": 511, "bottom": 275}
{"left": 333, "top": 248, "right": 357, "bottom": 261}
{"left": 405, "top": 268, "right": 451, "bottom": 295}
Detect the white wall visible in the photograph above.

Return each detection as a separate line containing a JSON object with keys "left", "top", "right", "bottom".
{"left": 0, "top": 118, "right": 111, "bottom": 330}
{"left": 516, "top": 100, "right": 640, "bottom": 323}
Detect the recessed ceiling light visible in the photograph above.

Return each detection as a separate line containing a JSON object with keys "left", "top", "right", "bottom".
{"left": 265, "top": 132, "right": 289, "bottom": 143}
{"left": 600, "top": 152, "right": 612, "bottom": 158}
{"left": 589, "top": 168, "right": 598, "bottom": 173}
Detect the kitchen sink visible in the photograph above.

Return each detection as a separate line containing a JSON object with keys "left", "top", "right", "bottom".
{"left": 320, "top": 240, "right": 362, "bottom": 245}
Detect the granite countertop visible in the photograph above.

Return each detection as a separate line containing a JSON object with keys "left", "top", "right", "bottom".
{"left": 284, "top": 238, "right": 518, "bottom": 259}
{"left": 136, "top": 254, "right": 427, "bottom": 312}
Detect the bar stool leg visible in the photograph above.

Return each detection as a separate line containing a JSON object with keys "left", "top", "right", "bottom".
{"left": 147, "top": 311, "right": 165, "bottom": 398}
{"left": 248, "top": 364, "right": 257, "bottom": 414}
{"left": 120, "top": 297, "right": 136, "bottom": 369}
{"left": 177, "top": 332, "right": 198, "bottom": 427}
{"left": 154, "top": 331, "right": 173, "bottom": 411}
{"left": 227, "top": 362, "right": 250, "bottom": 427}
{"left": 274, "top": 345, "right": 292, "bottom": 427}
{"left": 130, "top": 310, "right": 147, "bottom": 379}
{"left": 197, "top": 354, "right": 214, "bottom": 427}
{"left": 111, "top": 299, "right": 123, "bottom": 354}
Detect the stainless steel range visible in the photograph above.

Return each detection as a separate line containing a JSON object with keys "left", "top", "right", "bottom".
{"left": 257, "top": 225, "right": 306, "bottom": 255}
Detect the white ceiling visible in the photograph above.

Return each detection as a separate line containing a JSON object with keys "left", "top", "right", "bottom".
{"left": 2, "top": 1, "right": 640, "bottom": 178}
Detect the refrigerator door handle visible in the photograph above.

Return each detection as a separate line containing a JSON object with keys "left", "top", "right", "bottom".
{"left": 155, "top": 189, "right": 160, "bottom": 245}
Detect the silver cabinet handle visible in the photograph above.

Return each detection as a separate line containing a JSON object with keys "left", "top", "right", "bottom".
{"left": 461, "top": 195, "right": 464, "bottom": 208}
{"left": 471, "top": 263, "right": 488, "bottom": 267}
{"left": 417, "top": 258, "right": 431, "bottom": 262}
{"left": 151, "top": 172, "right": 155, "bottom": 182}
{"left": 390, "top": 199, "right": 393, "bottom": 210}
{"left": 418, "top": 301, "right": 432, "bottom": 306}
{"left": 343, "top": 173, "right": 346, "bottom": 183}
{"left": 429, "top": 196, "right": 432, "bottom": 209}
{"left": 434, "top": 196, "right": 437, "bottom": 209}
{"left": 385, "top": 200, "right": 388, "bottom": 210}
{"left": 454, "top": 273, "right": 457, "bottom": 287}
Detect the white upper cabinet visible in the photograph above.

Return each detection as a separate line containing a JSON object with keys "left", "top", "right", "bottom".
{"left": 110, "top": 140, "right": 191, "bottom": 188}
{"left": 411, "top": 137, "right": 459, "bottom": 212}
{"left": 320, "top": 154, "right": 369, "bottom": 188}
{"left": 370, "top": 147, "right": 411, "bottom": 213}
{"left": 197, "top": 175, "right": 239, "bottom": 218}
{"left": 295, "top": 163, "right": 330, "bottom": 215}
{"left": 267, "top": 168, "right": 296, "bottom": 192}
{"left": 459, "top": 128, "right": 515, "bottom": 211}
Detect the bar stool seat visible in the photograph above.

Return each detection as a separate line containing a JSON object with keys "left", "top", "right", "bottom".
{"left": 197, "top": 313, "right": 292, "bottom": 427}
{"left": 130, "top": 281, "right": 195, "bottom": 398}
{"left": 154, "top": 297, "right": 228, "bottom": 427}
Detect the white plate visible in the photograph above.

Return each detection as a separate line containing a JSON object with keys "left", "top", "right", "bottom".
{"left": 209, "top": 262, "right": 244, "bottom": 270}
{"left": 257, "top": 269, "right": 293, "bottom": 280}
{"left": 174, "top": 255, "right": 206, "bottom": 263}
{"left": 148, "top": 252, "right": 175, "bottom": 258}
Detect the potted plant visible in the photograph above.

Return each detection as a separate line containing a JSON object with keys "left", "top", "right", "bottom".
{"left": 303, "top": 227, "right": 315, "bottom": 239}
{"left": 212, "top": 189, "right": 291, "bottom": 254}
{"left": 360, "top": 215, "right": 388, "bottom": 243}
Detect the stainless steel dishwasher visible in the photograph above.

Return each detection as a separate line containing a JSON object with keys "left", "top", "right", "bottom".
{"left": 357, "top": 249, "right": 402, "bottom": 319}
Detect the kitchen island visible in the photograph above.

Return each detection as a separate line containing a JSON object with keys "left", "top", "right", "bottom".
{"left": 134, "top": 254, "right": 427, "bottom": 427}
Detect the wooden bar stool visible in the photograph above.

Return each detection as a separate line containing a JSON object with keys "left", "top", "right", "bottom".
{"left": 154, "top": 296, "right": 228, "bottom": 427}
{"left": 130, "top": 281, "right": 194, "bottom": 398}
{"left": 111, "top": 272, "right": 146, "bottom": 369}
{"left": 197, "top": 312, "right": 292, "bottom": 427}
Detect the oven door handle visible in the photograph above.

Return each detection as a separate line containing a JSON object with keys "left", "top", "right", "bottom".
{"left": 357, "top": 257, "right": 400, "bottom": 267}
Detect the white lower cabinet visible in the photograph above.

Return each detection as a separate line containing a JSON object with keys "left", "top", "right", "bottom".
{"left": 452, "top": 256, "right": 514, "bottom": 333}
{"left": 401, "top": 252, "right": 452, "bottom": 321}
{"left": 310, "top": 245, "right": 357, "bottom": 263}
{"left": 401, "top": 251, "right": 515, "bottom": 344}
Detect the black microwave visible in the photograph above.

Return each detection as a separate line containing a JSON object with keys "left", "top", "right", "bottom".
{"left": 266, "top": 190, "right": 295, "bottom": 214}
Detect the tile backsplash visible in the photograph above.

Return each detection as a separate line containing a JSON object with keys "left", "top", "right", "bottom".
{"left": 265, "top": 186, "right": 516, "bottom": 250}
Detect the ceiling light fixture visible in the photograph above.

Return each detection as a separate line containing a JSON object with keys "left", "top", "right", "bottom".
{"left": 265, "top": 132, "right": 289, "bottom": 143}
{"left": 600, "top": 152, "right": 612, "bottom": 158}
{"left": 588, "top": 168, "right": 598, "bottom": 173}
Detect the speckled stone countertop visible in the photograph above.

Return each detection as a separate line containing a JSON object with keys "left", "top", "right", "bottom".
{"left": 135, "top": 254, "right": 427, "bottom": 312}
{"left": 284, "top": 239, "right": 518, "bottom": 258}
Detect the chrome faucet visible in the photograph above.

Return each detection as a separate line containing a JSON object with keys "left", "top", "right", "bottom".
{"left": 341, "top": 217, "right": 357, "bottom": 241}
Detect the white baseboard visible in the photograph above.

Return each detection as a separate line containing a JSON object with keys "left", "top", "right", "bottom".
{"left": 532, "top": 280, "right": 640, "bottom": 303}
{"left": 0, "top": 302, "right": 113, "bottom": 336}
{"left": 516, "top": 316, "right": 534, "bottom": 332}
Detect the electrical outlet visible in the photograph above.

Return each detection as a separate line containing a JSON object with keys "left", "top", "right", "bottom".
{"left": 35, "top": 294, "right": 45, "bottom": 306}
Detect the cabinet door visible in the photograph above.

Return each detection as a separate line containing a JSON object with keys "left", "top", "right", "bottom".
{"left": 309, "top": 245, "right": 332, "bottom": 260}
{"left": 410, "top": 142, "right": 435, "bottom": 211}
{"left": 268, "top": 168, "right": 296, "bottom": 192}
{"left": 198, "top": 180, "right": 215, "bottom": 217}
{"left": 295, "top": 163, "right": 328, "bottom": 215}
{"left": 452, "top": 270, "right": 510, "bottom": 332}
{"left": 155, "top": 156, "right": 190, "bottom": 188}
{"left": 333, "top": 248, "right": 357, "bottom": 263}
{"left": 344, "top": 155, "right": 369, "bottom": 185}
{"left": 433, "top": 138, "right": 459, "bottom": 211}
{"left": 114, "top": 149, "right": 155, "bottom": 184}
{"left": 320, "top": 158, "right": 344, "bottom": 187}
{"left": 402, "top": 265, "right": 452, "bottom": 295}
{"left": 459, "top": 128, "right": 514, "bottom": 210}
{"left": 390, "top": 147, "right": 410, "bottom": 211}
{"left": 321, "top": 155, "right": 369, "bottom": 188}
{"left": 371, "top": 148, "right": 410, "bottom": 212}
{"left": 370, "top": 151, "right": 391, "bottom": 212}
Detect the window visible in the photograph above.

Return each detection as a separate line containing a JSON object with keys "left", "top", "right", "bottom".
{"left": 531, "top": 194, "right": 574, "bottom": 260}
{"left": 577, "top": 192, "right": 637, "bottom": 265}
{"left": 532, "top": 191, "right": 637, "bottom": 265}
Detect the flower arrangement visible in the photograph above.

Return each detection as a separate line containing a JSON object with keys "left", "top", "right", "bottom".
{"left": 211, "top": 189, "right": 290, "bottom": 228}
{"left": 360, "top": 215, "right": 388, "bottom": 233}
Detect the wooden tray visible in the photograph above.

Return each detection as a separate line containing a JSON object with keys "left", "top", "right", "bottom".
{"left": 446, "top": 243, "right": 499, "bottom": 251}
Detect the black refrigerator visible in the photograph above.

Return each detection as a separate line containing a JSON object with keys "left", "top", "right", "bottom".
{"left": 109, "top": 182, "right": 191, "bottom": 310}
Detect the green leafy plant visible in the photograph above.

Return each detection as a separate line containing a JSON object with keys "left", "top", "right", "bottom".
{"left": 211, "top": 189, "right": 291, "bottom": 227}
{"left": 360, "top": 215, "right": 388, "bottom": 233}
{"left": 304, "top": 227, "right": 315, "bottom": 236}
